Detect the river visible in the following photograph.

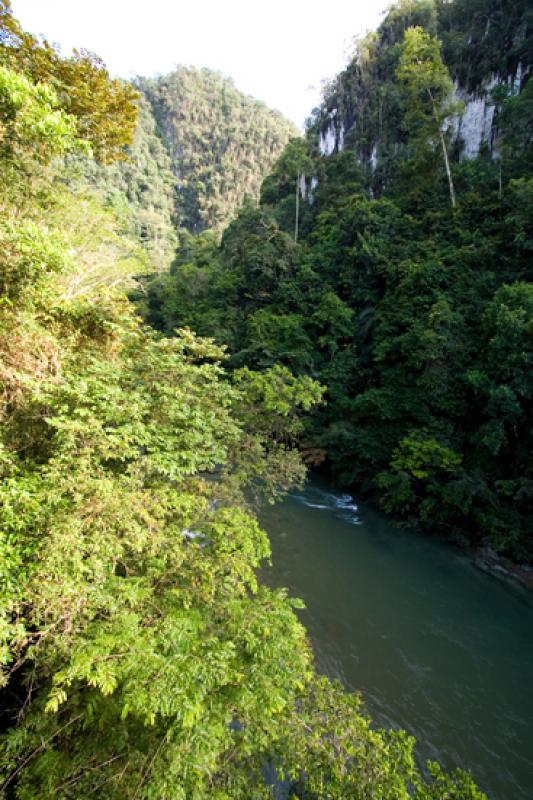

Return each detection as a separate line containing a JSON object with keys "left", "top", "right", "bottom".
{"left": 259, "top": 479, "right": 533, "bottom": 800}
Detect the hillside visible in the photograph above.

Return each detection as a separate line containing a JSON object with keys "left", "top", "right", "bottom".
{"left": 138, "top": 67, "right": 299, "bottom": 234}
{"left": 309, "top": 0, "right": 532, "bottom": 184}
{"left": 73, "top": 94, "right": 178, "bottom": 272}
{"left": 75, "top": 68, "right": 298, "bottom": 274}
{"left": 152, "top": 0, "right": 533, "bottom": 561}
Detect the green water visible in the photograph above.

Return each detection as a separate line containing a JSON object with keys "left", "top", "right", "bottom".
{"left": 259, "top": 480, "right": 533, "bottom": 800}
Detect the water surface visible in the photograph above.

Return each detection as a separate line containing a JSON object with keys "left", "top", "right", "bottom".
{"left": 259, "top": 480, "right": 533, "bottom": 800}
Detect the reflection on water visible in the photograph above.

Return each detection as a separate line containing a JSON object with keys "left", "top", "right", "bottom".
{"left": 259, "top": 480, "right": 533, "bottom": 800}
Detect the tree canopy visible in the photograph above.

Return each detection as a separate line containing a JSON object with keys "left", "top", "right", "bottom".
{"left": 0, "top": 4, "right": 488, "bottom": 799}
{"left": 0, "top": 0, "right": 139, "bottom": 163}
{"left": 139, "top": 67, "right": 298, "bottom": 233}
{"left": 150, "top": 0, "right": 533, "bottom": 562}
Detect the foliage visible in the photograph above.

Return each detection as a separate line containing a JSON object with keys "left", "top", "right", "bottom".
{"left": 397, "top": 26, "right": 461, "bottom": 206}
{"left": 0, "top": 6, "right": 297, "bottom": 273}
{"left": 0, "top": 0, "right": 139, "bottom": 163}
{"left": 0, "top": 8, "right": 486, "bottom": 798}
{"left": 71, "top": 95, "right": 178, "bottom": 273}
{"left": 72, "top": 64, "right": 298, "bottom": 273}
{"left": 150, "top": 0, "right": 533, "bottom": 561}
{"left": 0, "top": 64, "right": 80, "bottom": 160}
{"left": 437, "top": 0, "right": 533, "bottom": 91}
{"left": 139, "top": 67, "right": 298, "bottom": 232}
{"left": 304, "top": 0, "right": 532, "bottom": 200}
{"left": 0, "top": 61, "right": 85, "bottom": 214}
{"left": 397, "top": 26, "right": 456, "bottom": 129}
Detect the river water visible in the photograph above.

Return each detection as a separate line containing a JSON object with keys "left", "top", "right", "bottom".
{"left": 259, "top": 480, "right": 533, "bottom": 800}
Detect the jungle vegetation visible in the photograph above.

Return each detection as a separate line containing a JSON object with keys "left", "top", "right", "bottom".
{"left": 149, "top": 0, "right": 533, "bottom": 562}
{"left": 68, "top": 66, "right": 298, "bottom": 275}
{"left": 137, "top": 67, "right": 298, "bottom": 234}
{"left": 0, "top": 2, "right": 487, "bottom": 798}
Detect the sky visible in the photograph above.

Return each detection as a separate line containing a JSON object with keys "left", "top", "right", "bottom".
{"left": 11, "top": 0, "right": 391, "bottom": 128}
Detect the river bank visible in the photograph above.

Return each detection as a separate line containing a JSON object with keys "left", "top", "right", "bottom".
{"left": 470, "top": 545, "right": 533, "bottom": 591}
{"left": 339, "top": 469, "right": 533, "bottom": 592}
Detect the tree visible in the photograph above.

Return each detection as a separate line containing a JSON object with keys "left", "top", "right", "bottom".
{"left": 397, "top": 26, "right": 460, "bottom": 208}
{"left": 0, "top": 0, "right": 139, "bottom": 163}
{"left": 260, "top": 137, "right": 314, "bottom": 241}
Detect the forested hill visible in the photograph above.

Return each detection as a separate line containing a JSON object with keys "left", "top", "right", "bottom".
{"left": 138, "top": 67, "right": 298, "bottom": 234}
{"left": 75, "top": 68, "right": 297, "bottom": 274}
{"left": 151, "top": 0, "right": 533, "bottom": 562}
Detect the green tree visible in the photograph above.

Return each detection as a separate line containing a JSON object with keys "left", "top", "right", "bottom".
{"left": 397, "top": 26, "right": 460, "bottom": 208}
{"left": 0, "top": 0, "right": 139, "bottom": 163}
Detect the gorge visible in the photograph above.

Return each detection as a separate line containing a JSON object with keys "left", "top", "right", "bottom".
{"left": 1, "top": 0, "right": 532, "bottom": 797}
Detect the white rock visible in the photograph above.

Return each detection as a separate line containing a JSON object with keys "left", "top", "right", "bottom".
{"left": 448, "top": 72, "right": 502, "bottom": 160}
{"left": 513, "top": 62, "right": 522, "bottom": 93}
{"left": 338, "top": 124, "right": 345, "bottom": 152}
{"left": 369, "top": 143, "right": 378, "bottom": 172}
{"left": 319, "top": 123, "right": 336, "bottom": 156}
{"left": 182, "top": 528, "right": 205, "bottom": 542}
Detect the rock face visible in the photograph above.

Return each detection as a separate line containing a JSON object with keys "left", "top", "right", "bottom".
{"left": 319, "top": 121, "right": 337, "bottom": 156}
{"left": 449, "top": 64, "right": 527, "bottom": 160}
{"left": 307, "top": 0, "right": 532, "bottom": 175}
{"left": 318, "top": 108, "right": 346, "bottom": 157}
{"left": 453, "top": 89, "right": 497, "bottom": 159}
{"left": 316, "top": 70, "right": 525, "bottom": 164}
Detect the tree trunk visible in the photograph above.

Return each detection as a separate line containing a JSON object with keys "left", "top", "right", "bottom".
{"left": 294, "top": 173, "right": 300, "bottom": 242}
{"left": 438, "top": 129, "right": 456, "bottom": 209}
{"left": 428, "top": 87, "right": 457, "bottom": 210}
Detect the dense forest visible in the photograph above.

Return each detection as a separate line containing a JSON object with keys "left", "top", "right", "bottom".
{"left": 138, "top": 68, "right": 298, "bottom": 234}
{"left": 150, "top": 0, "right": 533, "bottom": 563}
{"left": 75, "top": 94, "right": 179, "bottom": 273}
{"left": 0, "top": 1, "right": 489, "bottom": 798}
{"left": 70, "top": 66, "right": 297, "bottom": 274}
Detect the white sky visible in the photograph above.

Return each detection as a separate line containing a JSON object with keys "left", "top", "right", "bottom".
{"left": 11, "top": 0, "right": 391, "bottom": 128}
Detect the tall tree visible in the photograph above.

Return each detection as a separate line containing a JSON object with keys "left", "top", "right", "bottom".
{"left": 397, "top": 26, "right": 460, "bottom": 208}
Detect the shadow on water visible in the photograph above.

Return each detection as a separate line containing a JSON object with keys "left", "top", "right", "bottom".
{"left": 259, "top": 478, "right": 533, "bottom": 800}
